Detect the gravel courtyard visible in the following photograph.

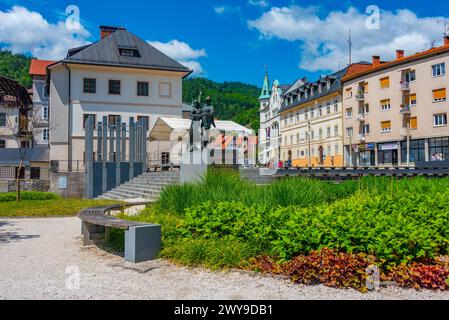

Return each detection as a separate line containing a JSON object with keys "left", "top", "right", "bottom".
{"left": 0, "top": 217, "right": 448, "bottom": 300}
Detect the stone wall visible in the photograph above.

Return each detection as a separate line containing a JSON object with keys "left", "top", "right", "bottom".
{"left": 5, "top": 180, "right": 50, "bottom": 192}
{"left": 50, "top": 172, "right": 86, "bottom": 198}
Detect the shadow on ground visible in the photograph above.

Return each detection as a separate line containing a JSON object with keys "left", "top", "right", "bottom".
{"left": 0, "top": 220, "right": 40, "bottom": 244}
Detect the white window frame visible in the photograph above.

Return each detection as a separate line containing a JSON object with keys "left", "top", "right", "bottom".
{"left": 42, "top": 128, "right": 49, "bottom": 142}
{"left": 434, "top": 113, "right": 448, "bottom": 127}
{"left": 381, "top": 100, "right": 391, "bottom": 112}
{"left": 346, "top": 127, "right": 353, "bottom": 137}
{"left": 42, "top": 106, "right": 49, "bottom": 120}
{"left": 346, "top": 108, "right": 353, "bottom": 119}
{"left": 432, "top": 63, "right": 446, "bottom": 78}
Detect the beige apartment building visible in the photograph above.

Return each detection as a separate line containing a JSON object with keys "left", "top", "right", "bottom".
{"left": 279, "top": 63, "right": 371, "bottom": 167}
{"left": 343, "top": 36, "right": 449, "bottom": 166}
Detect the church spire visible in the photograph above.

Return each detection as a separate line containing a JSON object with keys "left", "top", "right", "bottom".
{"left": 259, "top": 66, "right": 271, "bottom": 100}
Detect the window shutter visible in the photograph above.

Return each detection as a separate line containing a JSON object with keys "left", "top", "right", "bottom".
{"left": 380, "top": 77, "right": 390, "bottom": 88}
{"left": 410, "top": 117, "right": 418, "bottom": 129}
{"left": 433, "top": 88, "right": 447, "bottom": 100}
{"left": 381, "top": 121, "right": 391, "bottom": 130}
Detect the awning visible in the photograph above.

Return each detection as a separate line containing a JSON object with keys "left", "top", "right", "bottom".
{"left": 150, "top": 117, "right": 254, "bottom": 141}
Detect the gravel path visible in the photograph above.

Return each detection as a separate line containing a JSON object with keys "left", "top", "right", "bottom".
{"left": 0, "top": 217, "right": 448, "bottom": 300}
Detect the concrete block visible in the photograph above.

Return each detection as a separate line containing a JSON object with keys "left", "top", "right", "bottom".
{"left": 125, "top": 225, "right": 161, "bottom": 263}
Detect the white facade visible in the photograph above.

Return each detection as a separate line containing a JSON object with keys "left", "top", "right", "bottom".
{"left": 31, "top": 75, "right": 50, "bottom": 147}
{"left": 48, "top": 63, "right": 187, "bottom": 169}
{"left": 259, "top": 80, "right": 283, "bottom": 165}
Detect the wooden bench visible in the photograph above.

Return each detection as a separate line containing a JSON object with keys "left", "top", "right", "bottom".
{"left": 79, "top": 204, "right": 161, "bottom": 263}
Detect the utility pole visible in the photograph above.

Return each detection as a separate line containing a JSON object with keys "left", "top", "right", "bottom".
{"left": 406, "top": 120, "right": 411, "bottom": 167}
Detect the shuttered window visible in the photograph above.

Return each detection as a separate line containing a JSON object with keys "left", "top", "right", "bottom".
{"left": 364, "top": 82, "right": 369, "bottom": 93}
{"left": 433, "top": 88, "right": 447, "bottom": 102}
{"left": 380, "top": 77, "right": 390, "bottom": 89}
{"left": 410, "top": 94, "right": 417, "bottom": 106}
{"left": 381, "top": 121, "right": 391, "bottom": 132}
{"left": 410, "top": 117, "right": 418, "bottom": 129}
{"left": 381, "top": 99, "right": 391, "bottom": 111}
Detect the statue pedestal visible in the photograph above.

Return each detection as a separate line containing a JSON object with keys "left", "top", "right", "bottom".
{"left": 180, "top": 149, "right": 209, "bottom": 184}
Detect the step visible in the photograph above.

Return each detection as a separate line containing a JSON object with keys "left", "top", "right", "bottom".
{"left": 115, "top": 186, "right": 162, "bottom": 195}
{"left": 125, "top": 181, "right": 175, "bottom": 188}
{"left": 107, "top": 189, "right": 158, "bottom": 199}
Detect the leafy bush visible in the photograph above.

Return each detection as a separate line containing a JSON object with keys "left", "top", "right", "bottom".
{"left": 0, "top": 191, "right": 60, "bottom": 202}
{"left": 388, "top": 263, "right": 449, "bottom": 290}
{"left": 180, "top": 188, "right": 449, "bottom": 266}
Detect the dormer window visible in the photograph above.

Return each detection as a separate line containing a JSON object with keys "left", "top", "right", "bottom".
{"left": 326, "top": 80, "right": 331, "bottom": 89}
{"left": 119, "top": 47, "right": 141, "bottom": 57}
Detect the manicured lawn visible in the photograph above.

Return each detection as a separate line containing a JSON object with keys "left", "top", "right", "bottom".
{"left": 0, "top": 199, "right": 120, "bottom": 217}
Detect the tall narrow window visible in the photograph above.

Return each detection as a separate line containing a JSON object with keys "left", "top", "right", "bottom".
{"left": 410, "top": 117, "right": 418, "bottom": 130}
{"left": 42, "top": 106, "right": 49, "bottom": 120}
{"left": 0, "top": 113, "right": 6, "bottom": 127}
{"left": 42, "top": 128, "right": 49, "bottom": 142}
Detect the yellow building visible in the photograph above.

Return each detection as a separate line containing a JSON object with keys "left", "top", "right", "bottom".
{"left": 279, "top": 63, "right": 371, "bottom": 167}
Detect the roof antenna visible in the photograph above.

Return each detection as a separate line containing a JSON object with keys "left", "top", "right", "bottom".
{"left": 348, "top": 29, "right": 352, "bottom": 66}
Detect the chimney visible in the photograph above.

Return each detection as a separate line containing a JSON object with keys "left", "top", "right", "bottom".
{"left": 100, "top": 26, "right": 125, "bottom": 39}
{"left": 372, "top": 55, "right": 381, "bottom": 67}
{"left": 444, "top": 35, "right": 449, "bottom": 47}
{"left": 396, "top": 50, "right": 405, "bottom": 59}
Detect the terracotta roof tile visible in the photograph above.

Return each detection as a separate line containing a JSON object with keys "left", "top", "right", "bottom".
{"left": 29, "top": 59, "right": 56, "bottom": 76}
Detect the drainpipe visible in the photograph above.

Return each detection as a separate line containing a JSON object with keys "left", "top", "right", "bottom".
{"left": 63, "top": 63, "right": 72, "bottom": 172}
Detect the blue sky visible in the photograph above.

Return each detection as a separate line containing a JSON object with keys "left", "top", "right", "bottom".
{"left": 1, "top": 0, "right": 449, "bottom": 87}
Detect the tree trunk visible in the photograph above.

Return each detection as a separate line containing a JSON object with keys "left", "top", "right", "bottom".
{"left": 16, "top": 160, "right": 23, "bottom": 202}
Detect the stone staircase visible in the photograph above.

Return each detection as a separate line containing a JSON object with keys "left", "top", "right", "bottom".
{"left": 97, "top": 171, "right": 180, "bottom": 201}
{"left": 239, "top": 168, "right": 278, "bottom": 185}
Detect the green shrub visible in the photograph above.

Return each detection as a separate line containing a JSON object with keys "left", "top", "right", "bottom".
{"left": 179, "top": 189, "right": 449, "bottom": 266}
{"left": 0, "top": 191, "right": 60, "bottom": 202}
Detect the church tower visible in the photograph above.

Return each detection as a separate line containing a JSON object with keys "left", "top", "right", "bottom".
{"left": 259, "top": 69, "right": 271, "bottom": 109}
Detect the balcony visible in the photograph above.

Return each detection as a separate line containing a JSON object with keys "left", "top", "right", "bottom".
{"left": 359, "top": 134, "right": 366, "bottom": 142}
{"left": 399, "top": 81, "right": 410, "bottom": 91}
{"left": 400, "top": 105, "right": 411, "bottom": 114}
{"left": 355, "top": 92, "right": 365, "bottom": 101}
{"left": 356, "top": 114, "right": 366, "bottom": 122}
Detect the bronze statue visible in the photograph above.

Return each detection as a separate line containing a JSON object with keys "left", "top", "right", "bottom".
{"left": 188, "top": 95, "right": 216, "bottom": 152}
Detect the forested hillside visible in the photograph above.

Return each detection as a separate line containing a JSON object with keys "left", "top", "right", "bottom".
{"left": 0, "top": 50, "right": 32, "bottom": 88}
{"left": 183, "top": 78, "right": 260, "bottom": 130}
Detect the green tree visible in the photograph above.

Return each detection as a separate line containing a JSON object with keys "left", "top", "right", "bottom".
{"left": 183, "top": 78, "right": 260, "bottom": 131}
{"left": 0, "top": 50, "right": 33, "bottom": 88}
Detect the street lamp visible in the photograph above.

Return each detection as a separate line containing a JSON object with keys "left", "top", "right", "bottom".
{"left": 307, "top": 120, "right": 311, "bottom": 167}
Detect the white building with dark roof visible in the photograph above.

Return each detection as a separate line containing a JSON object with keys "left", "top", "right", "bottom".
{"left": 47, "top": 26, "right": 192, "bottom": 172}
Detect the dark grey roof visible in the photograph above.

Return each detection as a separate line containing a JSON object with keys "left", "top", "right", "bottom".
{"left": 279, "top": 67, "right": 348, "bottom": 113}
{"left": 62, "top": 30, "right": 191, "bottom": 74}
{"left": 0, "top": 148, "right": 49, "bottom": 166}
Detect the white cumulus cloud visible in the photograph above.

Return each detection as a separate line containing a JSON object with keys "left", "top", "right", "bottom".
{"left": 0, "top": 5, "right": 91, "bottom": 60}
{"left": 148, "top": 40, "right": 207, "bottom": 75}
{"left": 249, "top": 5, "right": 446, "bottom": 72}
{"left": 248, "top": 0, "right": 269, "bottom": 8}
